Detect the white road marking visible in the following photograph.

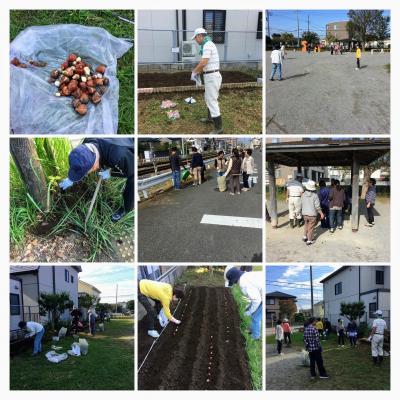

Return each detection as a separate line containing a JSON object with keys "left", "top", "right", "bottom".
{"left": 200, "top": 214, "right": 263, "bottom": 229}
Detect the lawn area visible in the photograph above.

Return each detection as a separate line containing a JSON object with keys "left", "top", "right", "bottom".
{"left": 138, "top": 88, "right": 262, "bottom": 134}
{"left": 10, "top": 10, "right": 134, "bottom": 134}
{"left": 266, "top": 332, "right": 390, "bottom": 390}
{"left": 10, "top": 318, "right": 134, "bottom": 390}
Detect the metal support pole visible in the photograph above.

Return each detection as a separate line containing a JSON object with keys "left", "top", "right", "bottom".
{"left": 268, "top": 161, "right": 278, "bottom": 228}
{"left": 351, "top": 152, "right": 360, "bottom": 232}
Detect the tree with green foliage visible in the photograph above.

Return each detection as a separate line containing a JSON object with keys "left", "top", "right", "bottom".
{"left": 281, "top": 32, "right": 295, "bottom": 46}
{"left": 294, "top": 312, "right": 305, "bottom": 323}
{"left": 326, "top": 32, "right": 337, "bottom": 45}
{"left": 301, "top": 31, "right": 320, "bottom": 46}
{"left": 279, "top": 299, "right": 297, "bottom": 321}
{"left": 340, "top": 301, "right": 366, "bottom": 322}
{"left": 126, "top": 300, "right": 135, "bottom": 313}
{"left": 78, "top": 293, "right": 99, "bottom": 310}
{"left": 38, "top": 291, "right": 73, "bottom": 330}
{"left": 97, "top": 303, "right": 112, "bottom": 313}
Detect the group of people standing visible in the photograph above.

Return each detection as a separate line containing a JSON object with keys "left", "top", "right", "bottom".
{"left": 286, "top": 173, "right": 377, "bottom": 245}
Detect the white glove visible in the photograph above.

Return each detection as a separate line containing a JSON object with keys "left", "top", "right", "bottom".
{"left": 171, "top": 317, "right": 181, "bottom": 325}
{"left": 190, "top": 71, "right": 198, "bottom": 81}
{"left": 244, "top": 310, "right": 252, "bottom": 317}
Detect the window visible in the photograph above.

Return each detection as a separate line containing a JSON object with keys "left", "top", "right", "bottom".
{"left": 65, "top": 269, "right": 70, "bottom": 283}
{"left": 71, "top": 275, "right": 74, "bottom": 284}
{"left": 376, "top": 270, "right": 384, "bottom": 285}
{"left": 10, "top": 293, "right": 20, "bottom": 316}
{"left": 369, "top": 302, "right": 377, "bottom": 317}
{"left": 203, "top": 10, "right": 226, "bottom": 44}
{"left": 266, "top": 312, "right": 276, "bottom": 320}
{"left": 334, "top": 282, "right": 342, "bottom": 295}
{"left": 266, "top": 298, "right": 275, "bottom": 305}
{"left": 256, "top": 12, "right": 262, "bottom": 39}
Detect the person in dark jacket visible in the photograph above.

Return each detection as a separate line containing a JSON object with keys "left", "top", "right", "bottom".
{"left": 70, "top": 305, "right": 82, "bottom": 334}
{"left": 347, "top": 319, "right": 358, "bottom": 347}
{"left": 365, "top": 178, "right": 377, "bottom": 227}
{"left": 190, "top": 147, "right": 204, "bottom": 186}
{"left": 318, "top": 180, "right": 330, "bottom": 228}
{"left": 329, "top": 180, "right": 346, "bottom": 233}
{"left": 224, "top": 148, "right": 242, "bottom": 195}
{"left": 169, "top": 147, "right": 186, "bottom": 190}
{"left": 59, "top": 138, "right": 134, "bottom": 222}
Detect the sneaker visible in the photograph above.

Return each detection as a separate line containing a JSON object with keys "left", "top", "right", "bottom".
{"left": 306, "top": 240, "right": 315, "bottom": 246}
{"left": 242, "top": 188, "right": 249, "bottom": 192}
{"left": 230, "top": 192, "right": 235, "bottom": 196}
{"left": 371, "top": 222, "right": 375, "bottom": 225}
{"left": 330, "top": 228, "right": 334, "bottom": 233}
{"left": 365, "top": 223, "right": 373, "bottom": 227}
{"left": 147, "top": 330, "right": 160, "bottom": 338}
{"left": 302, "top": 236, "right": 307, "bottom": 242}
{"left": 111, "top": 208, "right": 126, "bottom": 222}
{"left": 319, "top": 375, "right": 329, "bottom": 379}
{"left": 338, "top": 226, "right": 343, "bottom": 230}
{"left": 270, "top": 78, "right": 274, "bottom": 81}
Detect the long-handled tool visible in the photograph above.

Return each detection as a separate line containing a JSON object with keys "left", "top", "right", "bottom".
{"left": 84, "top": 177, "right": 103, "bottom": 233}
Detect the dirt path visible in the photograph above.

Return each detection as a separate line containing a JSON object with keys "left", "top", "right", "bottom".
{"left": 266, "top": 344, "right": 308, "bottom": 390}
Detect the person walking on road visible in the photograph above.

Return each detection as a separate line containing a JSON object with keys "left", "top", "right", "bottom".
{"left": 365, "top": 178, "right": 377, "bottom": 227}
{"left": 225, "top": 267, "right": 263, "bottom": 341}
{"left": 337, "top": 318, "right": 346, "bottom": 347}
{"left": 286, "top": 172, "right": 304, "bottom": 228}
{"left": 318, "top": 180, "right": 330, "bottom": 229}
{"left": 138, "top": 279, "right": 185, "bottom": 339}
{"left": 241, "top": 148, "right": 255, "bottom": 192}
{"left": 59, "top": 138, "right": 134, "bottom": 222}
{"left": 275, "top": 320, "right": 284, "bottom": 355}
{"left": 191, "top": 28, "right": 223, "bottom": 134}
{"left": 190, "top": 147, "right": 204, "bottom": 186}
{"left": 18, "top": 320, "right": 45, "bottom": 355}
{"left": 270, "top": 44, "right": 283, "bottom": 81}
{"left": 304, "top": 318, "right": 329, "bottom": 379}
{"left": 301, "top": 180, "right": 324, "bottom": 246}
{"left": 355, "top": 45, "right": 361, "bottom": 70}
{"left": 169, "top": 147, "right": 186, "bottom": 190}
{"left": 282, "top": 318, "right": 292, "bottom": 346}
{"left": 329, "top": 180, "right": 346, "bottom": 233}
{"left": 347, "top": 319, "right": 358, "bottom": 347}
{"left": 224, "top": 148, "right": 242, "bottom": 195}
{"left": 369, "top": 309, "right": 387, "bottom": 365}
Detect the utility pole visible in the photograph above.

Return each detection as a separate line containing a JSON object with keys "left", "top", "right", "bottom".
{"left": 266, "top": 10, "right": 271, "bottom": 38}
{"left": 310, "top": 266, "right": 314, "bottom": 316}
{"left": 308, "top": 14, "right": 310, "bottom": 33}
{"left": 296, "top": 10, "right": 300, "bottom": 47}
{"left": 115, "top": 284, "right": 118, "bottom": 313}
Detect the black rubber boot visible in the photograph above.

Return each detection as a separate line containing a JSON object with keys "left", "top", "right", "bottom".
{"left": 372, "top": 356, "right": 378, "bottom": 365}
{"left": 298, "top": 218, "right": 304, "bottom": 227}
{"left": 293, "top": 219, "right": 297, "bottom": 228}
{"left": 378, "top": 356, "right": 383, "bottom": 365}
{"left": 290, "top": 219, "right": 294, "bottom": 228}
{"left": 200, "top": 108, "right": 213, "bottom": 123}
{"left": 209, "top": 116, "right": 223, "bottom": 134}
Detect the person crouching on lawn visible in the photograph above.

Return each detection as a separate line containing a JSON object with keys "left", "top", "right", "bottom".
{"left": 138, "top": 279, "right": 185, "bottom": 338}
{"left": 18, "top": 320, "right": 45, "bottom": 355}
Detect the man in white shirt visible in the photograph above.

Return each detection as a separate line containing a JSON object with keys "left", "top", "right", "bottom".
{"left": 370, "top": 309, "right": 387, "bottom": 365}
{"left": 270, "top": 44, "right": 283, "bottom": 81}
{"left": 286, "top": 172, "right": 304, "bottom": 227}
{"left": 191, "top": 28, "right": 223, "bottom": 134}
{"left": 18, "top": 320, "right": 45, "bottom": 355}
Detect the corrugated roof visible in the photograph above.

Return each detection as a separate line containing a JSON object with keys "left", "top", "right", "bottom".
{"left": 10, "top": 265, "right": 39, "bottom": 274}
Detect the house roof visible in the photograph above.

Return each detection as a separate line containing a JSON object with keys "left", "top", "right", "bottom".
{"left": 78, "top": 280, "right": 102, "bottom": 295}
{"left": 266, "top": 291, "right": 297, "bottom": 299}
{"left": 10, "top": 265, "right": 82, "bottom": 274}
{"left": 320, "top": 266, "right": 348, "bottom": 283}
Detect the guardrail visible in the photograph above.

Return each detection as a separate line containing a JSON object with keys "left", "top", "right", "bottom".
{"left": 138, "top": 158, "right": 215, "bottom": 199}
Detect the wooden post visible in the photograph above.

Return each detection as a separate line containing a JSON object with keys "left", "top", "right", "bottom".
{"left": 351, "top": 153, "right": 360, "bottom": 232}
{"left": 268, "top": 161, "right": 278, "bottom": 228}
{"left": 10, "top": 138, "right": 47, "bottom": 208}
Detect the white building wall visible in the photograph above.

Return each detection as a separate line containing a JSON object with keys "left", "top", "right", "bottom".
{"left": 360, "top": 265, "right": 390, "bottom": 292}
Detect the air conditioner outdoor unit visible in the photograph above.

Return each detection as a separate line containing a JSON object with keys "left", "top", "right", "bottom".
{"left": 181, "top": 41, "right": 197, "bottom": 62}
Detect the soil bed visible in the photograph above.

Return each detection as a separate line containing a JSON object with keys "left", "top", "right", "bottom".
{"left": 138, "top": 286, "right": 252, "bottom": 390}
{"left": 139, "top": 71, "right": 256, "bottom": 88}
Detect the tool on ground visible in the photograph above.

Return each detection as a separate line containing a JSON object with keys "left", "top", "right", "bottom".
{"left": 84, "top": 177, "right": 103, "bottom": 232}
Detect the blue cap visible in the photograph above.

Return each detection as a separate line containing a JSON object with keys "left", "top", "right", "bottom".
{"left": 68, "top": 145, "right": 96, "bottom": 182}
{"left": 226, "top": 268, "right": 245, "bottom": 287}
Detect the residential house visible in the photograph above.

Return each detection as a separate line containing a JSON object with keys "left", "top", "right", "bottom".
{"left": 321, "top": 266, "right": 390, "bottom": 327}
{"left": 326, "top": 21, "right": 349, "bottom": 42}
{"left": 78, "top": 279, "right": 102, "bottom": 320}
{"left": 265, "top": 291, "right": 297, "bottom": 325}
{"left": 313, "top": 301, "right": 324, "bottom": 318}
{"left": 10, "top": 265, "right": 81, "bottom": 330}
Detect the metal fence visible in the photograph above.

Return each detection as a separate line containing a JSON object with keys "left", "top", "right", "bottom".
{"left": 10, "top": 305, "right": 41, "bottom": 323}
{"left": 138, "top": 29, "right": 262, "bottom": 64}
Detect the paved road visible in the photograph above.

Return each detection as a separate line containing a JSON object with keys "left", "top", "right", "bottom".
{"left": 266, "top": 198, "right": 390, "bottom": 262}
{"left": 138, "top": 150, "right": 263, "bottom": 262}
{"left": 266, "top": 51, "right": 390, "bottom": 135}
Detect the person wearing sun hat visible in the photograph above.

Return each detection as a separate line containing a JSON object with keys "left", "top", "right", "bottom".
{"left": 59, "top": 138, "right": 134, "bottom": 222}
{"left": 301, "top": 180, "right": 324, "bottom": 245}
{"left": 191, "top": 27, "right": 223, "bottom": 134}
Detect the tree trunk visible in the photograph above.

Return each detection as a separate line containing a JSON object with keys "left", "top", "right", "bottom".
{"left": 10, "top": 138, "right": 47, "bottom": 209}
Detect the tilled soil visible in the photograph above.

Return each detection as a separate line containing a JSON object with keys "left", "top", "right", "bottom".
{"left": 139, "top": 71, "right": 256, "bottom": 88}
{"left": 138, "top": 286, "right": 252, "bottom": 390}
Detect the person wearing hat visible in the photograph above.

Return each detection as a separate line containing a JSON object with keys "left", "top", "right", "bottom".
{"left": 225, "top": 267, "right": 263, "bottom": 340}
{"left": 286, "top": 173, "right": 304, "bottom": 228}
{"left": 59, "top": 138, "right": 134, "bottom": 222}
{"left": 301, "top": 180, "right": 324, "bottom": 245}
{"left": 369, "top": 309, "right": 387, "bottom": 365}
{"left": 191, "top": 28, "right": 223, "bottom": 134}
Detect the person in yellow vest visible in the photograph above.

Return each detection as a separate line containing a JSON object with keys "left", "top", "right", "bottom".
{"left": 315, "top": 318, "right": 324, "bottom": 339}
{"left": 355, "top": 45, "right": 361, "bottom": 70}
{"left": 138, "top": 279, "right": 185, "bottom": 338}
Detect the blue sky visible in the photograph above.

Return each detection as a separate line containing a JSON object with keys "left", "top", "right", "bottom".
{"left": 266, "top": 265, "right": 341, "bottom": 310}
{"left": 79, "top": 265, "right": 135, "bottom": 303}
{"left": 267, "top": 10, "right": 390, "bottom": 37}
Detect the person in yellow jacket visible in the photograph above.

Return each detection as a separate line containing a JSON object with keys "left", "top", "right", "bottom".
{"left": 355, "top": 45, "right": 361, "bottom": 70}
{"left": 138, "top": 279, "right": 185, "bottom": 338}
{"left": 315, "top": 318, "right": 324, "bottom": 338}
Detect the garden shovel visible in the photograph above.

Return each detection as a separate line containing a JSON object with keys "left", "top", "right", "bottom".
{"left": 84, "top": 177, "right": 103, "bottom": 233}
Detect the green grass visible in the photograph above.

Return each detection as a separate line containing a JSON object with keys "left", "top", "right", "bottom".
{"left": 266, "top": 332, "right": 390, "bottom": 390}
{"left": 232, "top": 285, "right": 262, "bottom": 391}
{"left": 10, "top": 10, "right": 134, "bottom": 134}
{"left": 10, "top": 138, "right": 134, "bottom": 261}
{"left": 10, "top": 319, "right": 134, "bottom": 390}
{"left": 138, "top": 88, "right": 262, "bottom": 134}
{"left": 176, "top": 267, "right": 226, "bottom": 287}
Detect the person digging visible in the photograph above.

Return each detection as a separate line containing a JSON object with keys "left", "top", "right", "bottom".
{"left": 59, "top": 138, "right": 134, "bottom": 222}
{"left": 138, "top": 279, "right": 185, "bottom": 338}
{"left": 191, "top": 28, "right": 223, "bottom": 134}
{"left": 18, "top": 320, "right": 45, "bottom": 356}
